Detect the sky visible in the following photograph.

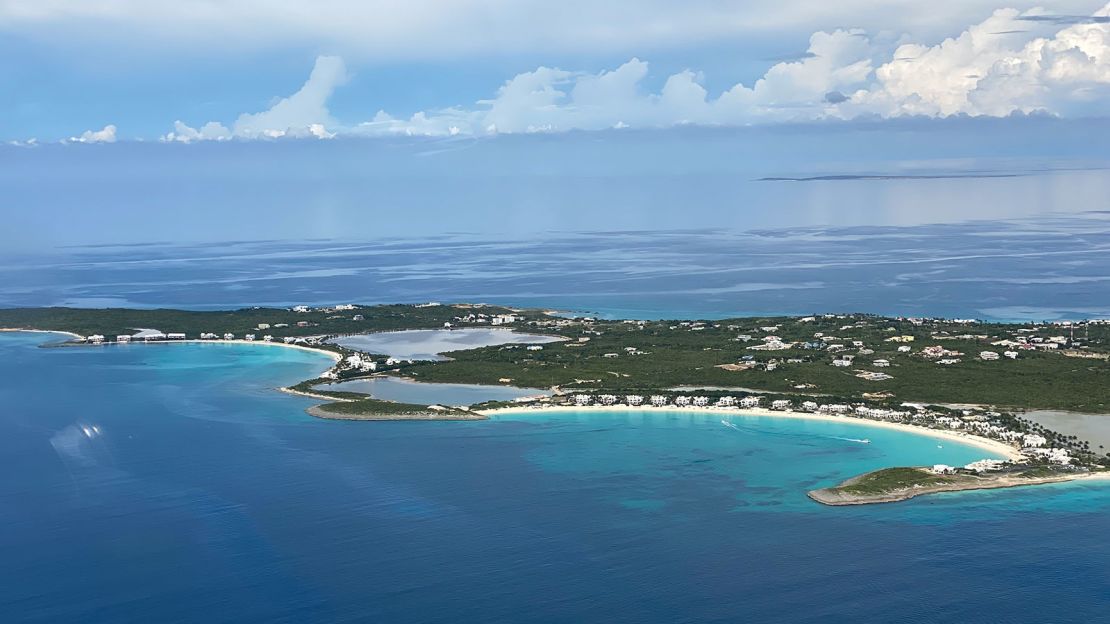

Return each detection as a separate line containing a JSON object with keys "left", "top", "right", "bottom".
{"left": 4, "top": 0, "right": 1110, "bottom": 142}
{"left": 4, "top": 1, "right": 1110, "bottom": 253}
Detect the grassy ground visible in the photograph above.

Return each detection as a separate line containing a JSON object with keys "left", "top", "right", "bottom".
{"left": 837, "top": 467, "right": 956, "bottom": 495}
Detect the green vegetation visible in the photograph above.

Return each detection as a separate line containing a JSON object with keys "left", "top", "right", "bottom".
{"left": 309, "top": 398, "right": 481, "bottom": 420}
{"left": 7, "top": 304, "right": 1110, "bottom": 413}
{"left": 403, "top": 314, "right": 1110, "bottom": 412}
{"left": 837, "top": 467, "right": 956, "bottom": 495}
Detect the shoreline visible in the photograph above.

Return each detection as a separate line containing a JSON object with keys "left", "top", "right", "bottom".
{"left": 480, "top": 404, "right": 1024, "bottom": 461}
{"left": 809, "top": 470, "right": 1110, "bottom": 506}
{"left": 0, "top": 327, "right": 83, "bottom": 339}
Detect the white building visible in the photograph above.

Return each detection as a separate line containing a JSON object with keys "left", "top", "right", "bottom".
{"left": 87, "top": 334, "right": 105, "bottom": 344}
{"left": 244, "top": 334, "right": 256, "bottom": 341}
{"left": 692, "top": 396, "right": 710, "bottom": 407}
{"left": 873, "top": 359, "right": 890, "bottom": 367}
{"left": 650, "top": 395, "right": 668, "bottom": 407}
{"left": 739, "top": 396, "right": 761, "bottom": 408}
{"left": 1022, "top": 434, "right": 1047, "bottom": 448}
{"left": 770, "top": 400, "right": 792, "bottom": 411}
{"left": 980, "top": 351, "right": 1000, "bottom": 361}
{"left": 116, "top": 335, "right": 131, "bottom": 343}
{"left": 965, "top": 459, "right": 1006, "bottom": 473}
{"left": 674, "top": 396, "right": 691, "bottom": 407}
{"left": 931, "top": 464, "right": 957, "bottom": 475}
{"left": 626, "top": 395, "right": 644, "bottom": 406}
{"left": 716, "top": 396, "right": 736, "bottom": 408}
{"left": 897, "top": 345, "right": 912, "bottom": 353}
{"left": 223, "top": 333, "right": 235, "bottom": 340}
{"left": 1004, "top": 351, "right": 1019, "bottom": 359}
{"left": 574, "top": 394, "right": 592, "bottom": 406}
{"left": 801, "top": 401, "right": 819, "bottom": 412}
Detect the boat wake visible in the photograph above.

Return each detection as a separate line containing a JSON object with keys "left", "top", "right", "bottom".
{"left": 833, "top": 437, "right": 872, "bottom": 444}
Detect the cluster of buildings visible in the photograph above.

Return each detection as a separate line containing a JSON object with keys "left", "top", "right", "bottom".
{"left": 452, "top": 312, "right": 522, "bottom": 326}
{"left": 86, "top": 330, "right": 186, "bottom": 344}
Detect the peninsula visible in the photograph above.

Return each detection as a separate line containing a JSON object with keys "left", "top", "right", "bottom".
{"left": 4, "top": 302, "right": 1109, "bottom": 503}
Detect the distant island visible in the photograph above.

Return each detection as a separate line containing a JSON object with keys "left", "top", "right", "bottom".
{"left": 3, "top": 302, "right": 1109, "bottom": 503}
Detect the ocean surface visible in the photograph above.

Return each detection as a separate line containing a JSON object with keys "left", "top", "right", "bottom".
{"left": 6, "top": 204, "right": 1110, "bottom": 321}
{"left": 4, "top": 331, "right": 1110, "bottom": 623}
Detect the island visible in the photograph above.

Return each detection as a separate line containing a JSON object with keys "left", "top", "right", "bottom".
{"left": 3, "top": 302, "right": 1109, "bottom": 503}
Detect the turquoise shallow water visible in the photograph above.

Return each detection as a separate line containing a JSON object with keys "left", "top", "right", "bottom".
{"left": 3, "top": 332, "right": 1110, "bottom": 623}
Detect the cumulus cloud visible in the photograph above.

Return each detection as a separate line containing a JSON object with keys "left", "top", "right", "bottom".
{"left": 164, "top": 56, "right": 346, "bottom": 143}
{"left": 161, "top": 3, "right": 1110, "bottom": 142}
{"left": 67, "top": 124, "right": 117, "bottom": 143}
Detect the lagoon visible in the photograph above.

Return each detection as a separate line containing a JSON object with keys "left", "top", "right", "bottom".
{"left": 3, "top": 332, "right": 1110, "bottom": 623}
{"left": 329, "top": 328, "right": 563, "bottom": 360}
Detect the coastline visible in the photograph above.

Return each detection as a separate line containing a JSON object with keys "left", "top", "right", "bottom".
{"left": 306, "top": 404, "right": 486, "bottom": 421}
{"left": 479, "top": 404, "right": 1024, "bottom": 461}
{"left": 809, "top": 470, "right": 1110, "bottom": 506}
{"left": 0, "top": 327, "right": 83, "bottom": 340}
{"left": 279, "top": 387, "right": 356, "bottom": 402}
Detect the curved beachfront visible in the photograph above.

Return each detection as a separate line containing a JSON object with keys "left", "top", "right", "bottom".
{"left": 480, "top": 404, "right": 1024, "bottom": 461}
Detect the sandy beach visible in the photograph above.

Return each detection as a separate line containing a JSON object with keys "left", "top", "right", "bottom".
{"left": 481, "top": 404, "right": 1025, "bottom": 461}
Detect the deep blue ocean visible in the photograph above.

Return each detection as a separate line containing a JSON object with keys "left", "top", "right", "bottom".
{"left": 4, "top": 332, "right": 1110, "bottom": 623}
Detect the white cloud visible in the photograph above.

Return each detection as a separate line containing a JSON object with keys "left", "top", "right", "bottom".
{"left": 67, "top": 124, "right": 117, "bottom": 143}
{"left": 233, "top": 55, "right": 347, "bottom": 138}
{"left": 158, "top": 2, "right": 1110, "bottom": 142}
{"left": 163, "top": 56, "right": 346, "bottom": 142}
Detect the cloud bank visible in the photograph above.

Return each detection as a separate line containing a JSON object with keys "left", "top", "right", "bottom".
{"left": 67, "top": 124, "right": 117, "bottom": 144}
{"left": 164, "top": 3, "right": 1110, "bottom": 141}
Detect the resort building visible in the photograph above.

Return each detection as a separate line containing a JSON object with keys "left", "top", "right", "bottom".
{"left": 674, "top": 396, "right": 691, "bottom": 407}
{"left": 650, "top": 395, "right": 668, "bottom": 407}
{"left": 770, "top": 400, "right": 792, "bottom": 410}
{"left": 739, "top": 396, "right": 761, "bottom": 408}
{"left": 965, "top": 459, "right": 1006, "bottom": 473}
{"left": 692, "top": 396, "right": 709, "bottom": 407}
{"left": 116, "top": 335, "right": 131, "bottom": 343}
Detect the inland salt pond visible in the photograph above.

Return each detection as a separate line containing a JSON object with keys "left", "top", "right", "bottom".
{"left": 317, "top": 375, "right": 553, "bottom": 406}
{"left": 329, "top": 328, "right": 564, "bottom": 361}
